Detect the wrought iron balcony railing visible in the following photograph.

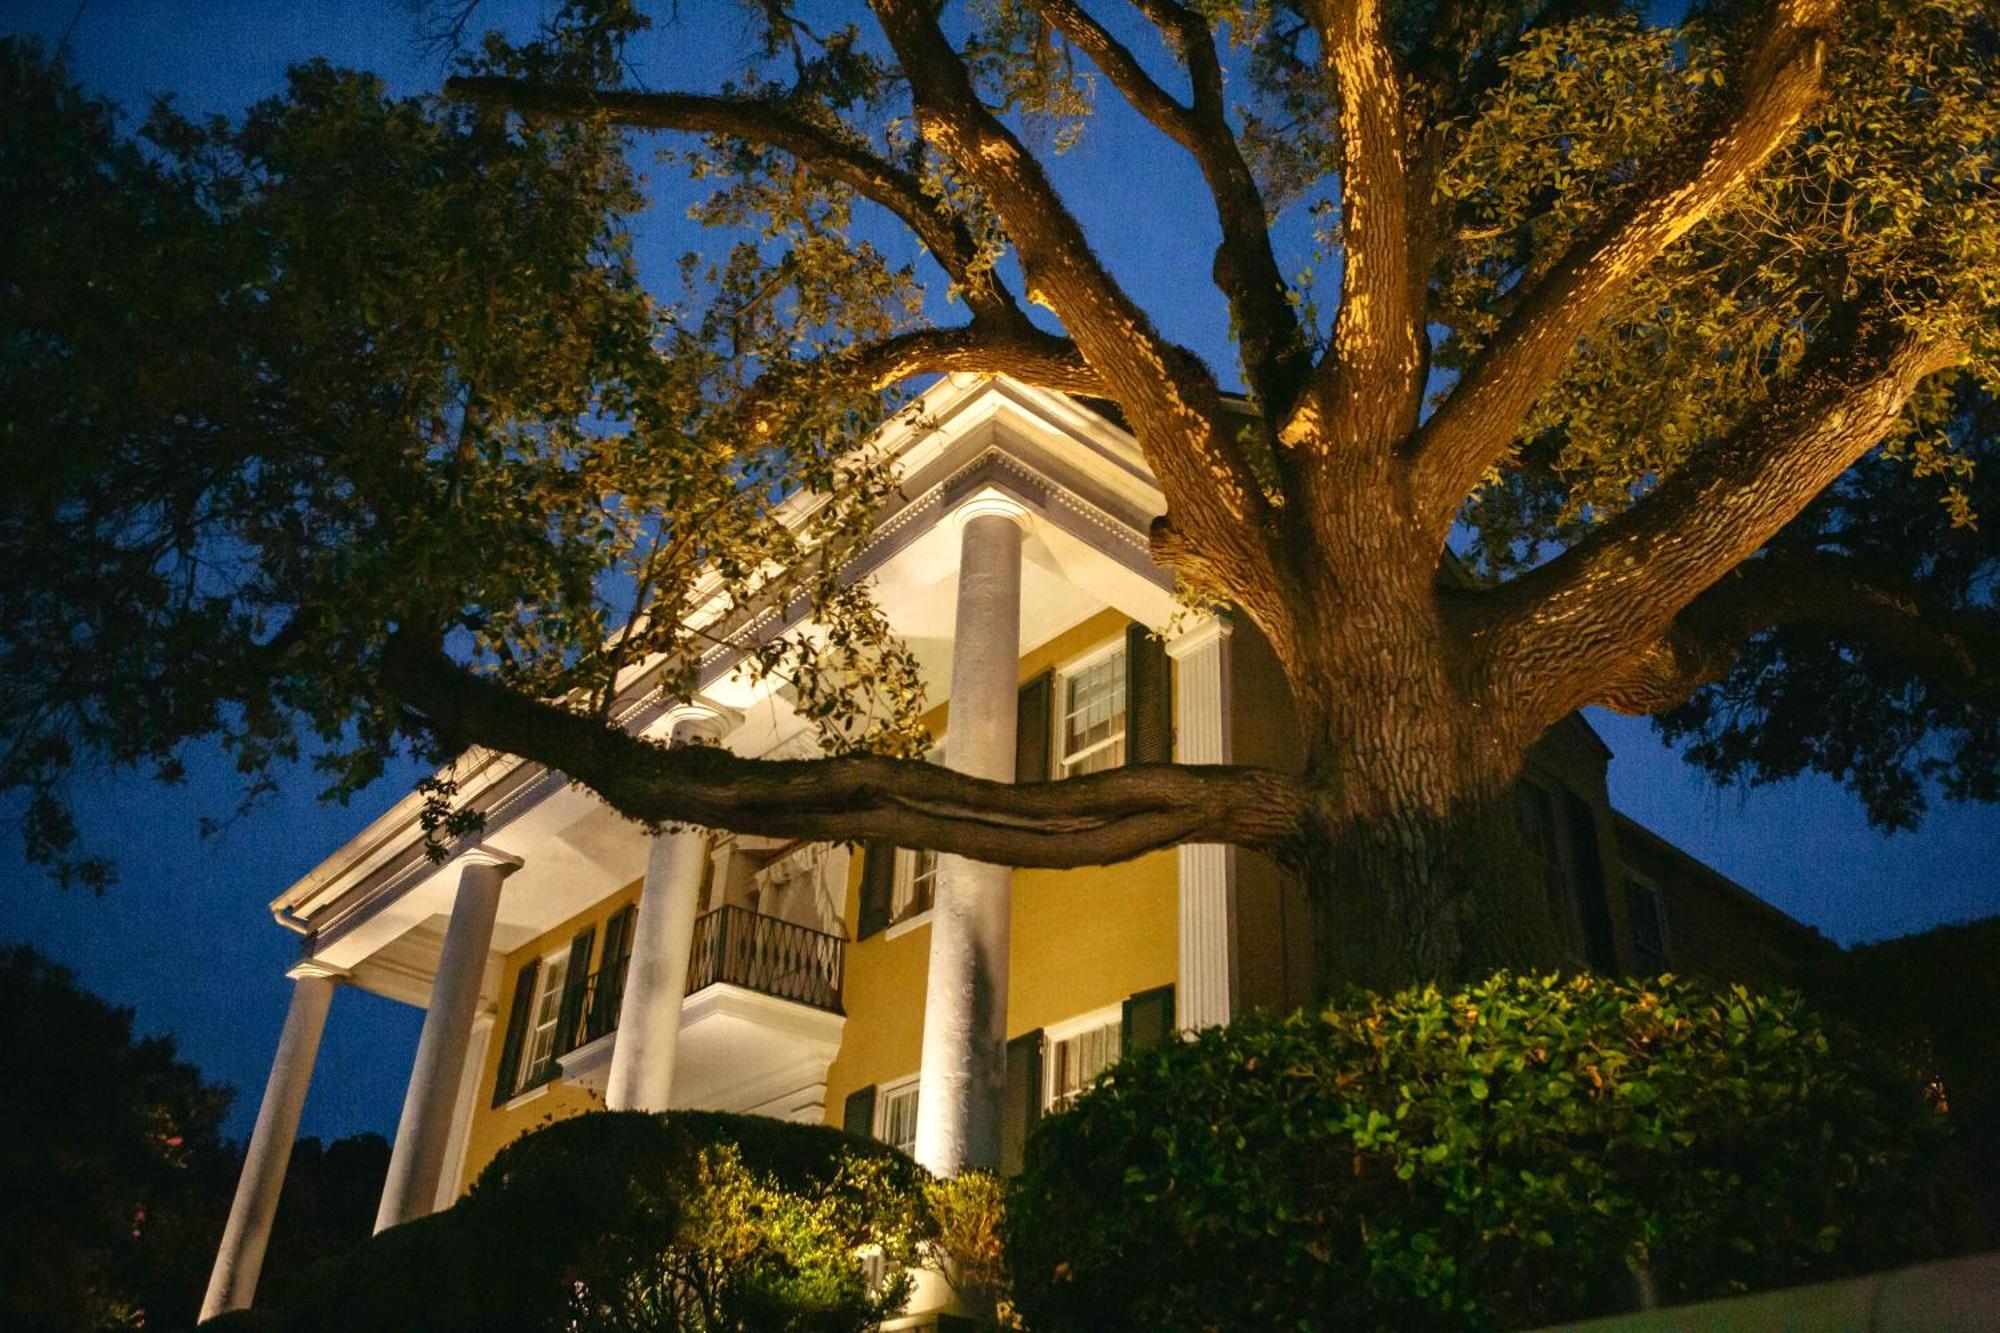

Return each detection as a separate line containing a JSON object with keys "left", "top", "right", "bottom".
{"left": 552, "top": 905, "right": 844, "bottom": 1063}
{"left": 686, "top": 905, "right": 845, "bottom": 1015}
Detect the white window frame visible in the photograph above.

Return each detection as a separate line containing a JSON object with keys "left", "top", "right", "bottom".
{"left": 516, "top": 946, "right": 573, "bottom": 1095}
{"left": 1054, "top": 639, "right": 1127, "bottom": 779}
{"left": 1626, "top": 871, "right": 1671, "bottom": 969}
{"left": 886, "top": 740, "right": 945, "bottom": 936}
{"left": 1041, "top": 1003, "right": 1124, "bottom": 1113}
{"left": 874, "top": 1075, "right": 921, "bottom": 1157}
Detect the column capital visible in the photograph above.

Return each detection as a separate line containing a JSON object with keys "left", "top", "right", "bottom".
{"left": 948, "top": 485, "right": 1032, "bottom": 534}
{"left": 663, "top": 700, "right": 738, "bottom": 747}
{"left": 1164, "top": 612, "right": 1233, "bottom": 660}
{"left": 286, "top": 959, "right": 348, "bottom": 982}
{"left": 456, "top": 845, "right": 524, "bottom": 875}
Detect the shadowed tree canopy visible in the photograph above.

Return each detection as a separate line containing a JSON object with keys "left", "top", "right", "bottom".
{"left": 1, "top": 0, "right": 1994, "bottom": 987}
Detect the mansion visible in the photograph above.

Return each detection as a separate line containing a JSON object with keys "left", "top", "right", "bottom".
{"left": 200, "top": 377, "right": 1828, "bottom": 1326}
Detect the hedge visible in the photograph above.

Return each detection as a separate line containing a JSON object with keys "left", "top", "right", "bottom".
{"left": 1007, "top": 973, "right": 1958, "bottom": 1332}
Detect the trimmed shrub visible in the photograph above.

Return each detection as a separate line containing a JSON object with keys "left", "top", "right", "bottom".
{"left": 241, "top": 1110, "right": 929, "bottom": 1332}
{"left": 1008, "top": 973, "right": 1957, "bottom": 1332}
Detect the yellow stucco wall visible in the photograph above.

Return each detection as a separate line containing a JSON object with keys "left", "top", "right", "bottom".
{"left": 821, "top": 607, "right": 1181, "bottom": 1119}
{"left": 454, "top": 880, "right": 642, "bottom": 1196}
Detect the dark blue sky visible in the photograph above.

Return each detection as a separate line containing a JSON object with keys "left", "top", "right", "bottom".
{"left": 3, "top": 1, "right": 1995, "bottom": 1144}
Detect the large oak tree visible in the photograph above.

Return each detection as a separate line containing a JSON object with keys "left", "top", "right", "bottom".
{"left": 2, "top": 0, "right": 1994, "bottom": 988}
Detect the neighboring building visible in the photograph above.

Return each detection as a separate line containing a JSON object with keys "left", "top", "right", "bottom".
{"left": 200, "top": 377, "right": 1831, "bottom": 1325}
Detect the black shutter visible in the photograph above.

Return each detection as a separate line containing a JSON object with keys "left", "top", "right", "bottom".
{"left": 1124, "top": 623, "right": 1173, "bottom": 765}
{"left": 492, "top": 957, "right": 539, "bottom": 1107}
{"left": 1121, "top": 984, "right": 1176, "bottom": 1055}
{"left": 553, "top": 926, "right": 595, "bottom": 1060}
{"left": 1001, "top": 1029, "right": 1044, "bottom": 1176}
{"left": 857, "top": 843, "right": 896, "bottom": 940}
{"left": 1560, "top": 790, "right": 1618, "bottom": 972}
{"left": 1016, "top": 669, "right": 1054, "bottom": 783}
{"left": 842, "top": 1084, "right": 878, "bottom": 1140}
{"left": 591, "top": 905, "right": 636, "bottom": 1037}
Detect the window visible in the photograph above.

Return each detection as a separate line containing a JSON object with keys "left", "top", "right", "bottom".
{"left": 1044, "top": 1007, "right": 1122, "bottom": 1112}
{"left": 876, "top": 1078, "right": 920, "bottom": 1156}
{"left": 1627, "top": 874, "right": 1670, "bottom": 971}
{"left": 890, "top": 742, "right": 945, "bottom": 925}
{"left": 1515, "top": 781, "right": 1583, "bottom": 956}
{"left": 894, "top": 848, "right": 938, "bottom": 923}
{"left": 1057, "top": 644, "right": 1126, "bottom": 777}
{"left": 516, "top": 948, "right": 571, "bottom": 1094}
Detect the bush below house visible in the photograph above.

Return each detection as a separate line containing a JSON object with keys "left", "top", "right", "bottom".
{"left": 1007, "top": 973, "right": 1964, "bottom": 1332}
{"left": 209, "top": 1110, "right": 934, "bottom": 1333}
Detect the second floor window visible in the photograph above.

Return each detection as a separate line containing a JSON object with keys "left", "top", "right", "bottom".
{"left": 1058, "top": 645, "right": 1126, "bottom": 776}
{"left": 517, "top": 948, "right": 571, "bottom": 1093}
{"left": 895, "top": 848, "right": 938, "bottom": 923}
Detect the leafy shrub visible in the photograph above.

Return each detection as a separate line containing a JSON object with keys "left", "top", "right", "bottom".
{"left": 235, "top": 1110, "right": 929, "bottom": 1332}
{"left": 925, "top": 1171, "right": 1014, "bottom": 1325}
{"left": 1008, "top": 973, "right": 1956, "bottom": 1332}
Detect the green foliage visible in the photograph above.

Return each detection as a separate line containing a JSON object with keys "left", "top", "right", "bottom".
{"left": 1008, "top": 973, "right": 1958, "bottom": 1332}
{"left": 240, "top": 1110, "right": 930, "bottom": 1333}
{"left": 0, "top": 946, "right": 235, "bottom": 1332}
{"left": 0, "top": 26, "right": 925, "bottom": 885}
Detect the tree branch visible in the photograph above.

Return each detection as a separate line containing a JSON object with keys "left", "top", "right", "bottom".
{"left": 1484, "top": 316, "right": 1968, "bottom": 725}
{"left": 1282, "top": 0, "right": 1427, "bottom": 455}
{"left": 1406, "top": 0, "right": 1842, "bottom": 537}
{"left": 382, "top": 635, "right": 1311, "bottom": 864}
{"left": 1033, "top": 0, "right": 1310, "bottom": 412}
{"left": 865, "top": 0, "right": 1283, "bottom": 607}
{"left": 1592, "top": 552, "right": 1998, "bottom": 714}
{"left": 444, "top": 74, "right": 1018, "bottom": 321}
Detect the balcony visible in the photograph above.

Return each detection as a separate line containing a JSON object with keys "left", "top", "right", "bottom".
{"left": 557, "top": 906, "right": 848, "bottom": 1117}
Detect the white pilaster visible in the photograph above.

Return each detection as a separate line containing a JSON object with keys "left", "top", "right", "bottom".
{"left": 200, "top": 963, "right": 342, "bottom": 1322}
{"left": 604, "top": 704, "right": 732, "bottom": 1112}
{"left": 915, "top": 488, "right": 1029, "bottom": 1176}
{"left": 374, "top": 846, "right": 519, "bottom": 1233}
{"left": 1168, "top": 615, "right": 1237, "bottom": 1030}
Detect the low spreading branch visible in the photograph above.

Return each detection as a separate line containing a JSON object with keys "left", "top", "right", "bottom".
{"left": 1406, "top": 0, "right": 1842, "bottom": 538}
{"left": 382, "top": 636, "right": 1312, "bottom": 865}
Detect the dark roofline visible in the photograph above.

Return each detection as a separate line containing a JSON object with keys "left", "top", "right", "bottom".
{"left": 1611, "top": 812, "right": 1834, "bottom": 950}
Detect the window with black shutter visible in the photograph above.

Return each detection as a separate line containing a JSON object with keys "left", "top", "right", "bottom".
{"left": 1016, "top": 669, "right": 1054, "bottom": 783}
{"left": 1001, "top": 1029, "right": 1043, "bottom": 1176}
{"left": 1121, "top": 984, "right": 1176, "bottom": 1054}
{"left": 552, "top": 925, "right": 595, "bottom": 1061}
{"left": 589, "top": 905, "right": 636, "bottom": 1040}
{"left": 842, "top": 1084, "right": 877, "bottom": 1140}
{"left": 856, "top": 842, "right": 896, "bottom": 940}
{"left": 492, "top": 957, "right": 539, "bottom": 1107}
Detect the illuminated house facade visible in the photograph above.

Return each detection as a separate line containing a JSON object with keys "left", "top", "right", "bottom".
{"left": 200, "top": 377, "right": 1828, "bottom": 1324}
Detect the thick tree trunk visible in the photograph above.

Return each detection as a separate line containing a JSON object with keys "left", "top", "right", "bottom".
{"left": 1261, "top": 551, "right": 1570, "bottom": 994}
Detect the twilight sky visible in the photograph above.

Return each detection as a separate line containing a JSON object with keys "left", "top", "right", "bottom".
{"left": 3, "top": 0, "right": 1996, "bottom": 1144}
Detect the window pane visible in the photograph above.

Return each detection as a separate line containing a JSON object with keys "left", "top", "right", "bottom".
{"left": 519, "top": 954, "right": 569, "bottom": 1092}
{"left": 879, "top": 1084, "right": 920, "bottom": 1156}
{"left": 1060, "top": 650, "right": 1126, "bottom": 777}
{"left": 1048, "top": 1020, "right": 1121, "bottom": 1111}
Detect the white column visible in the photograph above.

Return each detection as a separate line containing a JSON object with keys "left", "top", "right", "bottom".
{"left": 200, "top": 963, "right": 341, "bottom": 1322}
{"left": 432, "top": 1008, "right": 495, "bottom": 1211}
{"left": 604, "top": 705, "right": 731, "bottom": 1112}
{"left": 915, "top": 488, "right": 1029, "bottom": 1176}
{"left": 374, "top": 847, "right": 519, "bottom": 1232}
{"left": 1168, "top": 615, "right": 1238, "bottom": 1031}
